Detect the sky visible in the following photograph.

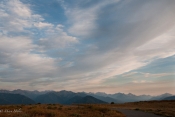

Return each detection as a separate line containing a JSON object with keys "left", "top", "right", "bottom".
{"left": 0, "top": 0, "right": 175, "bottom": 95}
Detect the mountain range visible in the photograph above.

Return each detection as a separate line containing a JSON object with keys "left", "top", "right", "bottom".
{"left": 0, "top": 93, "right": 35, "bottom": 105}
{"left": 0, "top": 89, "right": 174, "bottom": 105}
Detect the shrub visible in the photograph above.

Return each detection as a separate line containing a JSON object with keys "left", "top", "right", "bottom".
{"left": 134, "top": 108, "right": 140, "bottom": 110}
{"left": 111, "top": 102, "right": 115, "bottom": 104}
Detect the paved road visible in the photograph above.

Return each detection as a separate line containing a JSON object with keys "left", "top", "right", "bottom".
{"left": 116, "top": 109, "right": 163, "bottom": 117}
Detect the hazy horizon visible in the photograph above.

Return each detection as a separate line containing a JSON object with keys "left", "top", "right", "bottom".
{"left": 0, "top": 0, "right": 175, "bottom": 95}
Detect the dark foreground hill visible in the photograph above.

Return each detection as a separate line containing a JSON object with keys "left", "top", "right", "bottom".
{"left": 69, "top": 96, "right": 107, "bottom": 104}
{"left": 35, "top": 91, "right": 107, "bottom": 104}
{"left": 0, "top": 93, "right": 35, "bottom": 105}
{"left": 162, "top": 96, "right": 175, "bottom": 100}
{"left": 35, "top": 90, "right": 85, "bottom": 104}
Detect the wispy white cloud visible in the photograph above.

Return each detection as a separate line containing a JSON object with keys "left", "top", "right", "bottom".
{"left": 0, "top": 0, "right": 175, "bottom": 94}
{"left": 0, "top": 36, "right": 57, "bottom": 82}
{"left": 132, "top": 80, "right": 152, "bottom": 84}
{"left": 38, "top": 24, "right": 78, "bottom": 49}
{"left": 34, "top": 22, "right": 54, "bottom": 29}
{"left": 0, "top": 0, "right": 42, "bottom": 33}
{"left": 0, "top": 0, "right": 77, "bottom": 82}
{"left": 61, "top": 0, "right": 120, "bottom": 37}
{"left": 0, "top": 36, "right": 34, "bottom": 53}
{"left": 122, "top": 72, "right": 173, "bottom": 79}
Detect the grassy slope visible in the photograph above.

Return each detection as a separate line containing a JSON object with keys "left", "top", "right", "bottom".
{"left": 109, "top": 100, "right": 175, "bottom": 117}
{"left": 0, "top": 104, "right": 125, "bottom": 117}
{"left": 0, "top": 100, "right": 174, "bottom": 117}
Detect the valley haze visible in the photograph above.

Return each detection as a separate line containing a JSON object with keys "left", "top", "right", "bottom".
{"left": 0, "top": 0, "right": 175, "bottom": 95}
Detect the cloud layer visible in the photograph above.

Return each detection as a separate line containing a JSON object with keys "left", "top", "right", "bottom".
{"left": 0, "top": 0, "right": 175, "bottom": 95}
